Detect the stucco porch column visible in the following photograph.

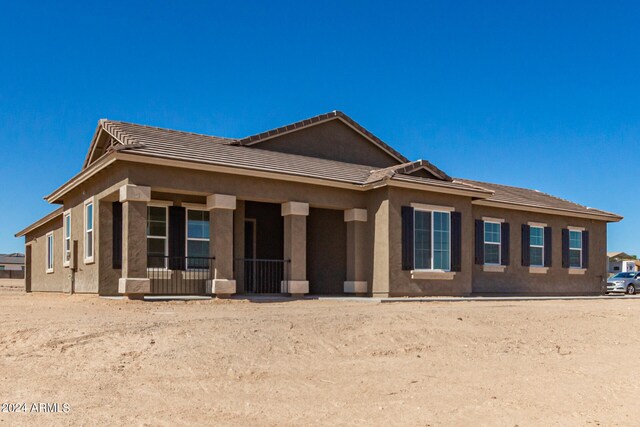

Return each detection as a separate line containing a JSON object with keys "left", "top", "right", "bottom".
{"left": 281, "top": 201, "right": 309, "bottom": 296}
{"left": 344, "top": 208, "right": 368, "bottom": 295}
{"left": 206, "top": 194, "right": 236, "bottom": 297}
{"left": 118, "top": 184, "right": 151, "bottom": 299}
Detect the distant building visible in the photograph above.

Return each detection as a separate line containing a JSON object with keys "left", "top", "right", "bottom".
{"left": 0, "top": 253, "right": 25, "bottom": 271}
{"left": 607, "top": 252, "right": 637, "bottom": 273}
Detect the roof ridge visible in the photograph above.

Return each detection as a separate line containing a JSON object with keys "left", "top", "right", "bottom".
{"left": 102, "top": 119, "right": 236, "bottom": 142}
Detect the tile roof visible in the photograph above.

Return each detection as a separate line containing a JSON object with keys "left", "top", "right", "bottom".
{"left": 99, "top": 120, "right": 488, "bottom": 196}
{"left": 0, "top": 253, "right": 25, "bottom": 264}
{"left": 458, "top": 179, "right": 622, "bottom": 220}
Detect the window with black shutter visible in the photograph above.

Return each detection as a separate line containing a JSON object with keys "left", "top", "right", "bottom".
{"left": 521, "top": 224, "right": 530, "bottom": 267}
{"left": 582, "top": 231, "right": 589, "bottom": 268}
{"left": 402, "top": 205, "right": 459, "bottom": 272}
{"left": 543, "top": 227, "right": 552, "bottom": 267}
{"left": 451, "top": 212, "right": 462, "bottom": 272}
{"left": 500, "top": 222, "right": 510, "bottom": 266}
{"left": 474, "top": 220, "right": 484, "bottom": 265}
{"left": 561, "top": 229, "right": 570, "bottom": 268}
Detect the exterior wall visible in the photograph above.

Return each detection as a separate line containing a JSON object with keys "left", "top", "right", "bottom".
{"left": 22, "top": 158, "right": 613, "bottom": 298}
{"left": 387, "top": 187, "right": 474, "bottom": 297}
{"left": 60, "top": 163, "right": 129, "bottom": 294}
{"left": 253, "top": 120, "right": 401, "bottom": 168}
{"left": 366, "top": 187, "right": 390, "bottom": 297}
{"left": 471, "top": 205, "right": 607, "bottom": 295}
{"left": 124, "top": 162, "right": 368, "bottom": 210}
{"left": 25, "top": 217, "right": 66, "bottom": 292}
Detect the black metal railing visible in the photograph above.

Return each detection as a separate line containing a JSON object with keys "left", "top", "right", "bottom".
{"left": 147, "top": 256, "right": 215, "bottom": 295}
{"left": 235, "top": 258, "right": 290, "bottom": 294}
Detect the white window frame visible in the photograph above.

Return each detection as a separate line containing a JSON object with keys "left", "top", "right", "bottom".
{"left": 46, "top": 231, "right": 54, "bottom": 273}
{"left": 568, "top": 229, "right": 583, "bottom": 269}
{"left": 483, "top": 221, "right": 501, "bottom": 265}
{"left": 84, "top": 198, "right": 94, "bottom": 264}
{"left": 185, "top": 208, "right": 210, "bottom": 270}
{"left": 413, "top": 208, "right": 452, "bottom": 272}
{"left": 63, "top": 210, "right": 71, "bottom": 267}
{"left": 147, "top": 204, "right": 169, "bottom": 270}
{"left": 529, "top": 226, "right": 544, "bottom": 268}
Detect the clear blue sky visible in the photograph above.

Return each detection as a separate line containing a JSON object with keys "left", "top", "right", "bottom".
{"left": 1, "top": 1, "right": 639, "bottom": 255}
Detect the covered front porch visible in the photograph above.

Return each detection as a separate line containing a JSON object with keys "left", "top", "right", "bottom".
{"left": 110, "top": 184, "right": 369, "bottom": 298}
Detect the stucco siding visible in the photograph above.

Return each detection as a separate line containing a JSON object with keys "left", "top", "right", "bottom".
{"left": 26, "top": 218, "right": 66, "bottom": 292}
{"left": 387, "top": 187, "right": 474, "bottom": 297}
{"left": 471, "top": 206, "right": 607, "bottom": 295}
{"left": 254, "top": 120, "right": 400, "bottom": 168}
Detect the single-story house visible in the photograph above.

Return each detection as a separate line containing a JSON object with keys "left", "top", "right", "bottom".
{"left": 0, "top": 253, "right": 25, "bottom": 271}
{"left": 16, "top": 111, "right": 622, "bottom": 298}
{"left": 607, "top": 252, "right": 638, "bottom": 273}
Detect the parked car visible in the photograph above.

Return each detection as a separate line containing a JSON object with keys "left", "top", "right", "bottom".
{"left": 607, "top": 272, "right": 640, "bottom": 294}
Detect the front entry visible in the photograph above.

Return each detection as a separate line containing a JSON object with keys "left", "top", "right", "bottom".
{"left": 238, "top": 202, "right": 287, "bottom": 294}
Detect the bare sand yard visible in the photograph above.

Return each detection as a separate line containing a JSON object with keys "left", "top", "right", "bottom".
{"left": 1, "top": 286, "right": 639, "bottom": 426}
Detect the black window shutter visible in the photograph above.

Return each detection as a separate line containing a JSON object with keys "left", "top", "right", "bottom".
{"left": 112, "top": 202, "right": 122, "bottom": 269}
{"left": 561, "top": 229, "right": 570, "bottom": 268}
{"left": 451, "top": 212, "right": 462, "bottom": 272}
{"left": 401, "top": 206, "right": 414, "bottom": 270}
{"left": 474, "top": 220, "right": 484, "bottom": 265}
{"left": 501, "top": 222, "right": 510, "bottom": 266}
{"left": 521, "top": 224, "right": 530, "bottom": 267}
{"left": 582, "top": 230, "right": 589, "bottom": 268}
{"left": 544, "top": 227, "right": 552, "bottom": 267}
{"left": 168, "top": 206, "right": 186, "bottom": 270}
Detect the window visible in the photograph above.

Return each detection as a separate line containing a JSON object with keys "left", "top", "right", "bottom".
{"left": 84, "top": 200, "right": 94, "bottom": 263}
{"left": 569, "top": 230, "right": 582, "bottom": 268}
{"left": 0, "top": 266, "right": 5, "bottom": 271}
{"left": 529, "top": 226, "right": 544, "bottom": 267}
{"left": 63, "top": 211, "right": 71, "bottom": 266}
{"left": 484, "top": 222, "right": 501, "bottom": 265}
{"left": 46, "top": 232, "right": 54, "bottom": 273}
{"left": 186, "top": 209, "right": 210, "bottom": 268}
{"left": 147, "top": 206, "right": 168, "bottom": 268}
{"left": 414, "top": 210, "right": 450, "bottom": 271}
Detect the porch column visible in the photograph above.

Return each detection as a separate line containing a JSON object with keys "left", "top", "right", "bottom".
{"left": 344, "top": 208, "right": 368, "bottom": 295}
{"left": 118, "top": 184, "right": 151, "bottom": 299}
{"left": 206, "top": 194, "right": 236, "bottom": 297}
{"left": 282, "top": 201, "right": 309, "bottom": 296}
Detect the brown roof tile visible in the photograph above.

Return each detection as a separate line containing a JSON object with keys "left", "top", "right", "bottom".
{"left": 458, "top": 179, "right": 622, "bottom": 220}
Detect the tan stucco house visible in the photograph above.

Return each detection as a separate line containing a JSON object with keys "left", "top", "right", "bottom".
{"left": 16, "top": 111, "right": 622, "bottom": 298}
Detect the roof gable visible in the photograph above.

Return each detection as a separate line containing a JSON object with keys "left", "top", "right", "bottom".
{"left": 236, "top": 111, "right": 410, "bottom": 168}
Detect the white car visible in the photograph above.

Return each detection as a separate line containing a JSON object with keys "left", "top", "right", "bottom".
{"left": 607, "top": 272, "right": 640, "bottom": 294}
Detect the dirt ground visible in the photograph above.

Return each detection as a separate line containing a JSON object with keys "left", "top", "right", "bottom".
{"left": 1, "top": 286, "right": 639, "bottom": 426}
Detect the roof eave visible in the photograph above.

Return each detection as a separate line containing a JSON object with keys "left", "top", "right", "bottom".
{"left": 472, "top": 199, "right": 623, "bottom": 222}
{"left": 45, "top": 153, "right": 118, "bottom": 204}
{"left": 15, "top": 207, "right": 64, "bottom": 238}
